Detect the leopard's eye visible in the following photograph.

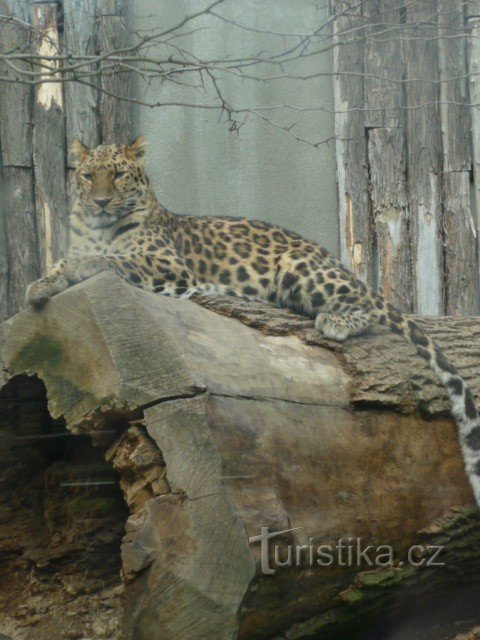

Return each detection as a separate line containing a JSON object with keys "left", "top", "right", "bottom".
{"left": 115, "top": 171, "right": 127, "bottom": 179}
{"left": 82, "top": 172, "right": 93, "bottom": 181}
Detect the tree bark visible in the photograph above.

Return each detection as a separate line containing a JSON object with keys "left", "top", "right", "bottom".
{"left": 466, "top": 1, "right": 480, "bottom": 295}
{"left": 438, "top": 0, "right": 478, "bottom": 315}
{"left": 1, "top": 168, "right": 39, "bottom": 318}
{"left": 364, "top": 0, "right": 412, "bottom": 311}
{"left": 96, "top": 0, "right": 132, "bottom": 144}
{"left": 0, "top": 0, "right": 39, "bottom": 319}
{"left": 1, "top": 273, "right": 480, "bottom": 640}
{"left": 332, "top": 3, "right": 480, "bottom": 316}
{"left": 31, "top": 2, "right": 69, "bottom": 272}
{"left": 330, "top": 0, "right": 373, "bottom": 284}
{"left": 405, "top": 0, "right": 444, "bottom": 315}
{"left": 63, "top": 0, "right": 99, "bottom": 152}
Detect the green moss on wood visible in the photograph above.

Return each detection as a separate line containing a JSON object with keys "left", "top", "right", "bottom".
{"left": 12, "top": 333, "right": 64, "bottom": 372}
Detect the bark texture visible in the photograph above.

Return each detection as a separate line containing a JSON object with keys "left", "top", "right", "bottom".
{"left": 1, "top": 273, "right": 480, "bottom": 640}
{"left": 330, "top": 0, "right": 372, "bottom": 284}
{"left": 364, "top": 0, "right": 412, "bottom": 312}
{"left": 0, "top": 0, "right": 39, "bottom": 317}
{"left": 439, "top": 1, "right": 478, "bottom": 315}
{"left": 331, "top": 1, "right": 480, "bottom": 315}
{"left": 32, "top": 2, "right": 69, "bottom": 273}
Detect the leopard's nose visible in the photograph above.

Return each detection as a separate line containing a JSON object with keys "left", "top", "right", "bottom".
{"left": 93, "top": 196, "right": 113, "bottom": 207}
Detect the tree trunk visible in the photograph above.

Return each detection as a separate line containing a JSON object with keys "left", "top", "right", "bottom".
{"left": 467, "top": 1, "right": 480, "bottom": 294}
{"left": 330, "top": 0, "right": 373, "bottom": 285}
{"left": 364, "top": 0, "right": 412, "bottom": 311}
{"left": 0, "top": 0, "right": 40, "bottom": 318}
{"left": 438, "top": 0, "right": 478, "bottom": 315}
{"left": 96, "top": 0, "right": 132, "bottom": 144}
{"left": 31, "top": 2, "right": 69, "bottom": 272}
{"left": 1, "top": 273, "right": 479, "bottom": 640}
{"left": 331, "top": 2, "right": 480, "bottom": 315}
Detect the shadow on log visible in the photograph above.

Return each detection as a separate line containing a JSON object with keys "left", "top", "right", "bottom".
{"left": 0, "top": 272, "right": 479, "bottom": 640}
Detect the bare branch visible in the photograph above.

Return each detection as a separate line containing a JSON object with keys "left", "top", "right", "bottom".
{"left": 0, "top": 0, "right": 479, "bottom": 147}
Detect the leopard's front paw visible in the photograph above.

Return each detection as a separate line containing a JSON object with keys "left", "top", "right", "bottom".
{"left": 25, "top": 275, "right": 68, "bottom": 306}
{"left": 315, "top": 313, "right": 350, "bottom": 342}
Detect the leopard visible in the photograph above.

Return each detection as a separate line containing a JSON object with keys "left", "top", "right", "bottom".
{"left": 25, "top": 135, "right": 480, "bottom": 507}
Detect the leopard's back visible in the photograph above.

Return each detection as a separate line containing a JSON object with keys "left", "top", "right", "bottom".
{"left": 162, "top": 213, "right": 354, "bottom": 309}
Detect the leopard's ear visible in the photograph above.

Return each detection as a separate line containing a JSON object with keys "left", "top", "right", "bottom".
{"left": 70, "top": 139, "right": 90, "bottom": 165}
{"left": 126, "top": 135, "right": 147, "bottom": 162}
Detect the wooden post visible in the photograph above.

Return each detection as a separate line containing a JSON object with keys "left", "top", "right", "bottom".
{"left": 364, "top": 0, "right": 412, "bottom": 311}
{"left": 0, "top": 161, "right": 7, "bottom": 318}
{"left": 31, "top": 1, "right": 69, "bottom": 272}
{"left": 63, "top": 0, "right": 99, "bottom": 151}
{"left": 96, "top": 0, "right": 131, "bottom": 144}
{"left": 330, "top": 0, "right": 373, "bottom": 285}
{"left": 332, "top": 1, "right": 480, "bottom": 314}
{"left": 405, "top": 0, "right": 444, "bottom": 315}
{"left": 439, "top": 0, "right": 478, "bottom": 315}
{"left": 0, "top": 0, "right": 40, "bottom": 318}
{"left": 467, "top": 2, "right": 480, "bottom": 287}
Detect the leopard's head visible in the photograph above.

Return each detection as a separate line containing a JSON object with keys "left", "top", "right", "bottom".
{"left": 70, "top": 136, "right": 150, "bottom": 228}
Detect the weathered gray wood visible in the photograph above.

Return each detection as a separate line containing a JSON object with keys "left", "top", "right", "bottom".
{"left": 364, "top": 0, "right": 403, "bottom": 131}
{"left": 330, "top": 0, "right": 372, "bottom": 284}
{"left": 0, "top": 0, "right": 32, "bottom": 167}
{"left": 63, "top": 0, "right": 99, "bottom": 154}
{"left": 405, "top": 0, "right": 444, "bottom": 315}
{"left": 1, "top": 168, "right": 39, "bottom": 316}
{"left": 0, "top": 0, "right": 37, "bottom": 318}
{"left": 31, "top": 2, "right": 69, "bottom": 272}
{"left": 332, "top": 1, "right": 480, "bottom": 314}
{"left": 96, "top": 0, "right": 131, "bottom": 144}
{"left": 1, "top": 273, "right": 480, "bottom": 639}
{"left": 439, "top": 0, "right": 478, "bottom": 315}
{"left": 364, "top": 0, "right": 412, "bottom": 311}
{"left": 0, "top": 162, "right": 8, "bottom": 320}
{"left": 466, "top": 2, "right": 480, "bottom": 292}
{"left": 198, "top": 293, "right": 480, "bottom": 417}
{"left": 367, "top": 129, "right": 412, "bottom": 310}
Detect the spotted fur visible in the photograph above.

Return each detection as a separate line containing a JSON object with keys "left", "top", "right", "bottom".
{"left": 26, "top": 137, "right": 480, "bottom": 507}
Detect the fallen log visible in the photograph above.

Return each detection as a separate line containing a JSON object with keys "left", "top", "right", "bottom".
{"left": 0, "top": 272, "right": 479, "bottom": 640}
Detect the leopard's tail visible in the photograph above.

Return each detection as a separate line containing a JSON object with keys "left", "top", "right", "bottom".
{"left": 373, "top": 297, "right": 480, "bottom": 507}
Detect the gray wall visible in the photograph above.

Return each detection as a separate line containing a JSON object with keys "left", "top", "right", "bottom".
{"left": 127, "top": 0, "right": 339, "bottom": 254}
